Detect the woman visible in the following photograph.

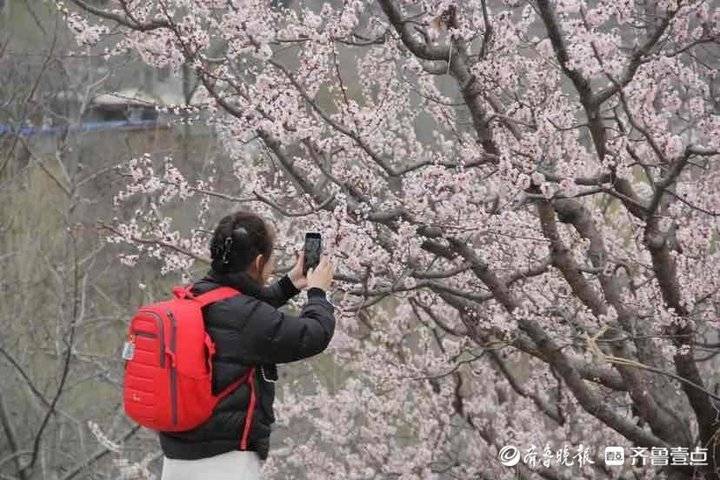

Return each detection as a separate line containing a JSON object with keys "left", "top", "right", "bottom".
{"left": 159, "top": 210, "right": 336, "bottom": 480}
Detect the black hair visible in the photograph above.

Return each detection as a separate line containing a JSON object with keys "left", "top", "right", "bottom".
{"left": 209, "top": 210, "right": 274, "bottom": 274}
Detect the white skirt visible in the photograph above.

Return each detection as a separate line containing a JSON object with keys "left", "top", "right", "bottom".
{"left": 160, "top": 450, "right": 264, "bottom": 480}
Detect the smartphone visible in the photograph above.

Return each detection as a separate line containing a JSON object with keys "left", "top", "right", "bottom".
{"left": 303, "top": 232, "right": 322, "bottom": 276}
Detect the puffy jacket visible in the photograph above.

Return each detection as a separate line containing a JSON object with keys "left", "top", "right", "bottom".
{"left": 158, "top": 268, "right": 336, "bottom": 460}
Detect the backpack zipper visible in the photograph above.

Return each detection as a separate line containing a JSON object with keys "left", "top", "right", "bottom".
{"left": 166, "top": 310, "right": 178, "bottom": 426}
{"left": 133, "top": 331, "right": 156, "bottom": 338}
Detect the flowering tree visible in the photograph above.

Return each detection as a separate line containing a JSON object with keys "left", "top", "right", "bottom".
{"left": 62, "top": 0, "right": 720, "bottom": 478}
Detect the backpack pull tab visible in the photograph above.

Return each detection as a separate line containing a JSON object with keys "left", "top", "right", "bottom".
{"left": 203, "top": 335, "right": 215, "bottom": 373}
{"left": 165, "top": 350, "right": 177, "bottom": 368}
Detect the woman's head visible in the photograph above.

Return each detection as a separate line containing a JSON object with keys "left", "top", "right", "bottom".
{"left": 209, "top": 210, "right": 276, "bottom": 284}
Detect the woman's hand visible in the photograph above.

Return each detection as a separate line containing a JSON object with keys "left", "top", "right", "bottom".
{"left": 287, "top": 250, "right": 308, "bottom": 290}
{"left": 307, "top": 254, "right": 335, "bottom": 291}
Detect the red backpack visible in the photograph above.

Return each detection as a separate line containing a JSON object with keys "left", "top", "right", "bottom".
{"left": 122, "top": 285, "right": 257, "bottom": 449}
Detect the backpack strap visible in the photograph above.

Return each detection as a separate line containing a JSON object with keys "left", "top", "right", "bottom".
{"left": 239, "top": 366, "right": 257, "bottom": 450}
{"left": 172, "top": 284, "right": 241, "bottom": 305}
{"left": 213, "top": 366, "right": 257, "bottom": 451}
{"left": 192, "top": 286, "right": 241, "bottom": 307}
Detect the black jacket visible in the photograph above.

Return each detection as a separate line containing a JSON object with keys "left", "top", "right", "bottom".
{"left": 159, "top": 269, "right": 336, "bottom": 460}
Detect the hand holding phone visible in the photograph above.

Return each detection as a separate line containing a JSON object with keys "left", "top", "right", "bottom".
{"left": 307, "top": 254, "right": 335, "bottom": 292}
{"left": 302, "top": 232, "right": 322, "bottom": 276}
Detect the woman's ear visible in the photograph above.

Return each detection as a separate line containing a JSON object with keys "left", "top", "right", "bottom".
{"left": 253, "top": 253, "right": 264, "bottom": 277}
{"left": 251, "top": 253, "right": 274, "bottom": 283}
